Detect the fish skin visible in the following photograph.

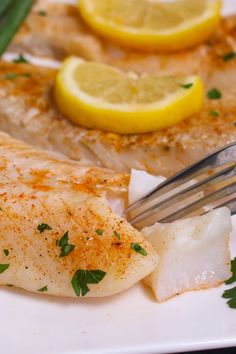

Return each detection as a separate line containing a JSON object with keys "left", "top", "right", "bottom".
{"left": 0, "top": 131, "right": 158, "bottom": 297}
{"left": 0, "top": 60, "right": 236, "bottom": 176}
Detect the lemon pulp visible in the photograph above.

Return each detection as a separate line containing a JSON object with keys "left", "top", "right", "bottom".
{"left": 54, "top": 57, "right": 204, "bottom": 134}
{"left": 78, "top": 0, "right": 222, "bottom": 52}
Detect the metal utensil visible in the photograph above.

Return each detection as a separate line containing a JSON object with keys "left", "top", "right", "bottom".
{"left": 126, "top": 142, "right": 236, "bottom": 229}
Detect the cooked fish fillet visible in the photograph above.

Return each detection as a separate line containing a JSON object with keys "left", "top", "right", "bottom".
{"left": 0, "top": 131, "right": 158, "bottom": 297}
{"left": 142, "top": 208, "right": 232, "bottom": 302}
{"left": 0, "top": 60, "right": 236, "bottom": 176}
{"left": 10, "top": 1, "right": 236, "bottom": 79}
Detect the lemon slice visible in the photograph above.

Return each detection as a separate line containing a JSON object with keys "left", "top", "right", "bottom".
{"left": 78, "top": 0, "right": 222, "bottom": 52}
{"left": 54, "top": 57, "right": 204, "bottom": 134}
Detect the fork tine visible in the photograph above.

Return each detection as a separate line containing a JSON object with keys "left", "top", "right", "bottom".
{"left": 127, "top": 161, "right": 236, "bottom": 221}
{"left": 130, "top": 175, "right": 236, "bottom": 229}
{"left": 181, "top": 191, "right": 236, "bottom": 219}
{"left": 126, "top": 142, "right": 236, "bottom": 215}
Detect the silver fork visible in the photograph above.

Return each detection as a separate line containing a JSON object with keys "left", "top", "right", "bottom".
{"left": 125, "top": 142, "right": 236, "bottom": 229}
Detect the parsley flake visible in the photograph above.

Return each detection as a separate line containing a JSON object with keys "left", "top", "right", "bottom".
{"left": 38, "top": 10, "right": 47, "bottom": 16}
{"left": 223, "top": 286, "right": 236, "bottom": 298}
{"left": 71, "top": 269, "right": 106, "bottom": 297}
{"left": 3, "top": 249, "right": 9, "bottom": 256}
{"left": 37, "top": 223, "right": 52, "bottom": 233}
{"left": 5, "top": 72, "right": 31, "bottom": 80}
{"left": 209, "top": 110, "right": 219, "bottom": 117}
{"left": 222, "top": 258, "right": 236, "bottom": 309}
{"left": 13, "top": 54, "right": 28, "bottom": 64}
{"left": 207, "top": 88, "right": 222, "bottom": 100}
{"left": 180, "top": 83, "right": 193, "bottom": 89}
{"left": 225, "top": 258, "right": 236, "bottom": 284}
{"left": 0, "top": 264, "right": 9, "bottom": 273}
{"left": 95, "top": 229, "right": 104, "bottom": 236}
{"left": 114, "top": 231, "right": 121, "bottom": 240}
{"left": 38, "top": 285, "right": 48, "bottom": 292}
{"left": 226, "top": 297, "right": 236, "bottom": 309}
{"left": 221, "top": 52, "right": 236, "bottom": 62}
{"left": 58, "top": 231, "right": 75, "bottom": 257}
{"left": 130, "top": 243, "right": 147, "bottom": 256}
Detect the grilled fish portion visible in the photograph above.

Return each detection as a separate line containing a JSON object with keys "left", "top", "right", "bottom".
{"left": 10, "top": 1, "right": 236, "bottom": 78}
{"left": 0, "top": 131, "right": 158, "bottom": 297}
{"left": 0, "top": 61, "right": 236, "bottom": 176}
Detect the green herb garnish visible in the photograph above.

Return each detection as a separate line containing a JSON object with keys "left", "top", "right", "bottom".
{"left": 114, "top": 231, "right": 121, "bottom": 240}
{"left": 223, "top": 286, "right": 236, "bottom": 298}
{"left": 221, "top": 52, "right": 236, "bottom": 62}
{"left": 3, "top": 249, "right": 9, "bottom": 256}
{"left": 207, "top": 88, "right": 222, "bottom": 100}
{"left": 209, "top": 110, "right": 219, "bottom": 117}
{"left": 38, "top": 10, "right": 47, "bottom": 16}
{"left": 0, "top": 0, "right": 34, "bottom": 56}
{"left": 58, "top": 231, "right": 75, "bottom": 257}
{"left": 0, "top": 264, "right": 9, "bottom": 273}
{"left": 71, "top": 269, "right": 106, "bottom": 297}
{"left": 5, "top": 72, "right": 31, "bottom": 80}
{"left": 226, "top": 297, "right": 236, "bottom": 308}
{"left": 225, "top": 258, "right": 236, "bottom": 284}
{"left": 222, "top": 258, "right": 236, "bottom": 309}
{"left": 95, "top": 229, "right": 104, "bottom": 236}
{"left": 180, "top": 83, "right": 193, "bottom": 89}
{"left": 13, "top": 53, "right": 28, "bottom": 64}
{"left": 37, "top": 223, "right": 52, "bottom": 233}
{"left": 223, "top": 286, "right": 236, "bottom": 309}
{"left": 130, "top": 243, "right": 147, "bottom": 256}
{"left": 38, "top": 285, "right": 48, "bottom": 292}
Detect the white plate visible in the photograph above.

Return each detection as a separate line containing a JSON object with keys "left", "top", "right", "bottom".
{"left": 2, "top": 220, "right": 236, "bottom": 354}
{"left": 1, "top": 1, "right": 236, "bottom": 354}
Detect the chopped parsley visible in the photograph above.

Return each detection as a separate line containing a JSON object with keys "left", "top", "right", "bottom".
{"left": 13, "top": 54, "right": 28, "bottom": 64}
{"left": 58, "top": 231, "right": 75, "bottom": 257}
{"left": 225, "top": 258, "right": 236, "bottom": 284}
{"left": 222, "top": 258, "right": 236, "bottom": 309}
{"left": 37, "top": 223, "right": 52, "bottom": 233}
{"left": 95, "top": 229, "right": 104, "bottom": 236}
{"left": 0, "top": 264, "right": 9, "bottom": 273}
{"left": 180, "top": 83, "right": 193, "bottom": 89}
{"left": 114, "top": 231, "right": 121, "bottom": 240}
{"left": 130, "top": 243, "right": 147, "bottom": 256}
{"left": 209, "top": 110, "right": 220, "bottom": 117}
{"left": 71, "top": 269, "right": 106, "bottom": 297}
{"left": 38, "top": 285, "right": 48, "bottom": 292}
{"left": 38, "top": 10, "right": 47, "bottom": 16}
{"left": 3, "top": 249, "right": 9, "bottom": 256}
{"left": 207, "top": 88, "right": 222, "bottom": 100}
{"left": 5, "top": 72, "right": 31, "bottom": 80}
{"left": 221, "top": 52, "right": 236, "bottom": 62}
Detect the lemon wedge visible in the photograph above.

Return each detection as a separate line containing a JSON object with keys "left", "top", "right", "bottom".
{"left": 78, "top": 0, "right": 222, "bottom": 52}
{"left": 54, "top": 57, "right": 204, "bottom": 134}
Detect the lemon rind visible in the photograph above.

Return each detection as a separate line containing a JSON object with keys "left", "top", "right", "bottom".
{"left": 54, "top": 57, "right": 204, "bottom": 134}
{"left": 78, "top": 0, "right": 222, "bottom": 51}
